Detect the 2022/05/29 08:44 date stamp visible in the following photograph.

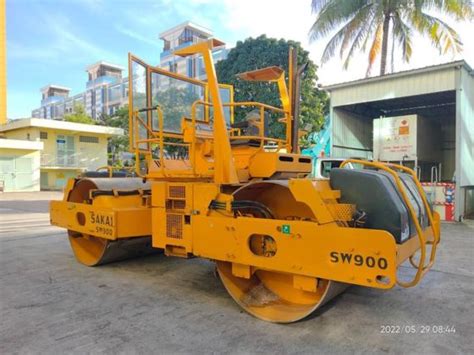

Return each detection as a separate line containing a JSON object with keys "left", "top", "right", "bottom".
{"left": 380, "top": 325, "right": 456, "bottom": 334}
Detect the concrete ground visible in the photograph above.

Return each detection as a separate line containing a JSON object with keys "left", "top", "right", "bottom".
{"left": 1, "top": 192, "right": 473, "bottom": 354}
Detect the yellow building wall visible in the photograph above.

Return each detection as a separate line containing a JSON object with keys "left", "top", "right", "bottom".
{"left": 40, "top": 169, "right": 80, "bottom": 190}
{"left": 3, "top": 128, "right": 40, "bottom": 141}
{"left": 3, "top": 127, "right": 111, "bottom": 190}
{"left": 36, "top": 128, "right": 108, "bottom": 168}
{"left": 0, "top": 148, "right": 41, "bottom": 192}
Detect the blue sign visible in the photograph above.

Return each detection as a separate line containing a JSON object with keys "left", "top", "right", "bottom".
{"left": 56, "top": 139, "right": 66, "bottom": 143}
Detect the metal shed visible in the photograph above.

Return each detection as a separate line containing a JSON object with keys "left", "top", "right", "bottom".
{"left": 324, "top": 61, "right": 473, "bottom": 221}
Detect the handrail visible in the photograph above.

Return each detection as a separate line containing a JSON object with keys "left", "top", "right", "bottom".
{"left": 340, "top": 159, "right": 431, "bottom": 288}
{"left": 132, "top": 98, "right": 291, "bottom": 179}
{"left": 191, "top": 99, "right": 290, "bottom": 149}
{"left": 224, "top": 101, "right": 288, "bottom": 114}
{"left": 384, "top": 162, "right": 440, "bottom": 273}
{"left": 191, "top": 100, "right": 289, "bottom": 115}
{"left": 158, "top": 106, "right": 165, "bottom": 176}
{"left": 96, "top": 166, "right": 135, "bottom": 178}
{"left": 229, "top": 136, "right": 286, "bottom": 143}
{"left": 131, "top": 106, "right": 165, "bottom": 178}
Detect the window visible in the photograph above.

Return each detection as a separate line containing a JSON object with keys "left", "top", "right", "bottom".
{"left": 179, "top": 29, "right": 194, "bottom": 45}
{"left": 40, "top": 131, "right": 48, "bottom": 140}
{"left": 187, "top": 58, "right": 195, "bottom": 78}
{"left": 109, "top": 85, "right": 121, "bottom": 102}
{"left": 57, "top": 135, "right": 75, "bottom": 166}
{"left": 197, "top": 56, "right": 205, "bottom": 76}
{"left": 79, "top": 135, "right": 99, "bottom": 143}
{"left": 168, "top": 61, "right": 178, "bottom": 73}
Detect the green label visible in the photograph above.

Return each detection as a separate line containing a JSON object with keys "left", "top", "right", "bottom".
{"left": 282, "top": 224, "right": 291, "bottom": 234}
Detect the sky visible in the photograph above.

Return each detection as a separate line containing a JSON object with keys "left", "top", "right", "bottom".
{"left": 7, "top": 0, "right": 474, "bottom": 119}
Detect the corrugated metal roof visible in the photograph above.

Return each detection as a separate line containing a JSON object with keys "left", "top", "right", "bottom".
{"left": 324, "top": 60, "right": 473, "bottom": 91}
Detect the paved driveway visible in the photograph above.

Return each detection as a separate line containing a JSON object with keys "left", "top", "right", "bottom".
{"left": 1, "top": 192, "right": 473, "bottom": 353}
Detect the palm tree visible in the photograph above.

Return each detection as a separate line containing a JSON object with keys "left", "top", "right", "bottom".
{"left": 309, "top": 0, "right": 473, "bottom": 76}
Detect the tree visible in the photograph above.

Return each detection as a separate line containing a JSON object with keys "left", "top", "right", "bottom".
{"left": 101, "top": 106, "right": 130, "bottom": 165}
{"left": 64, "top": 103, "right": 95, "bottom": 124}
{"left": 309, "top": 0, "right": 473, "bottom": 76}
{"left": 215, "top": 35, "right": 328, "bottom": 145}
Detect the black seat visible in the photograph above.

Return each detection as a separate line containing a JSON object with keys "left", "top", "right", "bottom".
{"left": 230, "top": 110, "right": 269, "bottom": 147}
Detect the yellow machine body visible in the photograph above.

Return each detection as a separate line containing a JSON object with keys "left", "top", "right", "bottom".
{"left": 50, "top": 40, "right": 440, "bottom": 323}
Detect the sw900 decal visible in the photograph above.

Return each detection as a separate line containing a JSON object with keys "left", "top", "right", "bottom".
{"left": 330, "top": 251, "right": 388, "bottom": 269}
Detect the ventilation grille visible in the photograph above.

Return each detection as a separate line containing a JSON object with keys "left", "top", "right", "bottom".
{"left": 328, "top": 204, "right": 356, "bottom": 221}
{"left": 169, "top": 186, "right": 185, "bottom": 199}
{"left": 173, "top": 200, "right": 186, "bottom": 210}
{"left": 166, "top": 200, "right": 186, "bottom": 210}
{"left": 166, "top": 214, "right": 183, "bottom": 239}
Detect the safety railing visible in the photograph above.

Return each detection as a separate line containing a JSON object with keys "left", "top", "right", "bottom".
{"left": 41, "top": 153, "right": 79, "bottom": 168}
{"left": 95, "top": 166, "right": 136, "bottom": 178}
{"left": 131, "top": 99, "right": 291, "bottom": 179}
{"left": 191, "top": 100, "right": 290, "bottom": 149}
{"left": 340, "top": 159, "right": 440, "bottom": 288}
{"left": 132, "top": 106, "right": 193, "bottom": 178}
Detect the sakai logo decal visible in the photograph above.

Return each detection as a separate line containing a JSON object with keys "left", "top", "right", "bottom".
{"left": 330, "top": 251, "right": 388, "bottom": 269}
{"left": 89, "top": 212, "right": 114, "bottom": 227}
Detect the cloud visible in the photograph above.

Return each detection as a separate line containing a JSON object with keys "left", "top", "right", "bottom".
{"left": 55, "top": 26, "right": 122, "bottom": 64}
{"left": 73, "top": 0, "right": 104, "bottom": 12}
{"left": 11, "top": 9, "right": 123, "bottom": 65}
{"left": 115, "top": 25, "right": 160, "bottom": 47}
{"left": 8, "top": 42, "right": 56, "bottom": 60}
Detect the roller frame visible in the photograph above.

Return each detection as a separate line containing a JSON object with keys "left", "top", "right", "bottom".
{"left": 51, "top": 200, "right": 151, "bottom": 240}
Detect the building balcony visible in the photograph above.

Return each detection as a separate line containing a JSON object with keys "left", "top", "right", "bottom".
{"left": 86, "top": 75, "right": 119, "bottom": 89}
{"left": 40, "top": 153, "right": 83, "bottom": 169}
{"left": 40, "top": 152, "right": 105, "bottom": 171}
{"left": 160, "top": 41, "right": 193, "bottom": 59}
{"left": 41, "top": 96, "right": 66, "bottom": 106}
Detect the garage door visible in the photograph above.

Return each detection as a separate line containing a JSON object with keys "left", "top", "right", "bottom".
{"left": 0, "top": 156, "right": 34, "bottom": 192}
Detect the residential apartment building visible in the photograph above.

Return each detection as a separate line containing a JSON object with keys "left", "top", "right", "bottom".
{"left": 159, "top": 22, "right": 227, "bottom": 79}
{"left": 31, "top": 63, "right": 128, "bottom": 120}
{"left": 31, "top": 22, "right": 228, "bottom": 121}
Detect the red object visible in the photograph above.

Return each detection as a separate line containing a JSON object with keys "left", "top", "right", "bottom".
{"left": 445, "top": 203, "right": 454, "bottom": 221}
{"left": 433, "top": 202, "right": 455, "bottom": 221}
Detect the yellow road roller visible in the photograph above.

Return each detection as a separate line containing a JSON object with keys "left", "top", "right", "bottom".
{"left": 50, "top": 40, "right": 440, "bottom": 323}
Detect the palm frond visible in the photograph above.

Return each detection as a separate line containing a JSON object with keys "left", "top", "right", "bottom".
{"left": 320, "top": 26, "right": 349, "bottom": 63}
{"left": 339, "top": 3, "right": 376, "bottom": 56}
{"left": 311, "top": 0, "right": 332, "bottom": 14}
{"left": 407, "top": 11, "right": 463, "bottom": 54}
{"left": 417, "top": 0, "right": 473, "bottom": 20}
{"left": 309, "top": 0, "right": 370, "bottom": 42}
{"left": 392, "top": 12, "right": 413, "bottom": 62}
{"left": 342, "top": 13, "right": 381, "bottom": 70}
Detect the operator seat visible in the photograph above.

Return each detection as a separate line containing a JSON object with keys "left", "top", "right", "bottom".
{"left": 231, "top": 110, "right": 269, "bottom": 147}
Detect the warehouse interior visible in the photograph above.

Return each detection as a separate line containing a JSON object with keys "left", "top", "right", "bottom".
{"left": 325, "top": 61, "right": 473, "bottom": 220}
{"left": 332, "top": 90, "right": 456, "bottom": 182}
